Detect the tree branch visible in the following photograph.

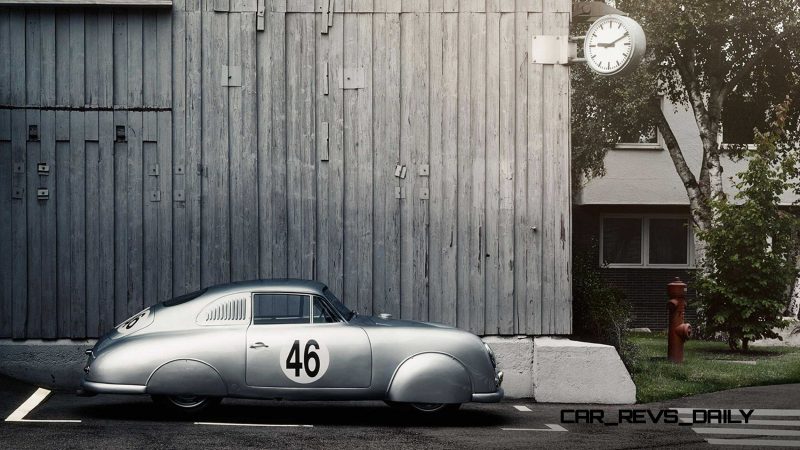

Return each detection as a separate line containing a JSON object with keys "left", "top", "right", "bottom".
{"left": 720, "top": 30, "right": 792, "bottom": 100}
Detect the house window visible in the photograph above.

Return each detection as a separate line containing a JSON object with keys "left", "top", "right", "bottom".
{"left": 615, "top": 97, "right": 663, "bottom": 149}
{"left": 600, "top": 215, "right": 692, "bottom": 268}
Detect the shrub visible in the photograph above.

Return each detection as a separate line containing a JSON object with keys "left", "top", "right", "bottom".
{"left": 572, "top": 240, "right": 639, "bottom": 369}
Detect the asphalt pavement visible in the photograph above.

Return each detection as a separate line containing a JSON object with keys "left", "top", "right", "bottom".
{"left": 2, "top": 375, "right": 799, "bottom": 449}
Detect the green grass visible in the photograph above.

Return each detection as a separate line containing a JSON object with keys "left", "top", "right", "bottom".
{"left": 629, "top": 332, "right": 800, "bottom": 403}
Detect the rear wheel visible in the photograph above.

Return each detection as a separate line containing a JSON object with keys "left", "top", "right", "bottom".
{"left": 152, "top": 395, "right": 221, "bottom": 414}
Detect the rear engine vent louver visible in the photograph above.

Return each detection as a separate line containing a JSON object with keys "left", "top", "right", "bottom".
{"left": 204, "top": 296, "right": 247, "bottom": 322}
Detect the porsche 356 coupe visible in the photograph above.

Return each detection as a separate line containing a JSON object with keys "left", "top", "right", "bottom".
{"left": 80, "top": 279, "right": 504, "bottom": 413}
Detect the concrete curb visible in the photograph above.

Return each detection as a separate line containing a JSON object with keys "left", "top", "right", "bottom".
{"left": 0, "top": 339, "right": 96, "bottom": 392}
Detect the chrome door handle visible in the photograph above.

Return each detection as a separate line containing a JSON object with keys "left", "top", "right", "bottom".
{"left": 250, "top": 342, "right": 268, "bottom": 349}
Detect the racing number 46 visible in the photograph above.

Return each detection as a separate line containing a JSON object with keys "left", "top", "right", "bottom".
{"left": 286, "top": 339, "right": 321, "bottom": 378}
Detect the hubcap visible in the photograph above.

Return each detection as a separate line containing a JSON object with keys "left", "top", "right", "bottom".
{"left": 411, "top": 403, "right": 446, "bottom": 412}
{"left": 168, "top": 395, "right": 207, "bottom": 409}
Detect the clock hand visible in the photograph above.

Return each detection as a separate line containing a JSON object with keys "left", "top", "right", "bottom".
{"left": 597, "top": 33, "right": 628, "bottom": 48}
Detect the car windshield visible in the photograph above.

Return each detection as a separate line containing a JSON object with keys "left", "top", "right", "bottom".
{"left": 323, "top": 288, "right": 354, "bottom": 321}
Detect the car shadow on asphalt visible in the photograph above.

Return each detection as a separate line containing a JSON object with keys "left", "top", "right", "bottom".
{"left": 74, "top": 399, "right": 511, "bottom": 427}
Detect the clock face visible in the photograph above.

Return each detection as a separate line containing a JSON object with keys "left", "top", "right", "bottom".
{"left": 584, "top": 15, "right": 646, "bottom": 76}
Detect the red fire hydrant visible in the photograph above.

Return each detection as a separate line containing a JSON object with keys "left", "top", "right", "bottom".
{"left": 667, "top": 277, "right": 692, "bottom": 363}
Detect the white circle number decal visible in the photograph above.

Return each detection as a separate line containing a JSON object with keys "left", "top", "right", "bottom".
{"left": 279, "top": 338, "right": 330, "bottom": 384}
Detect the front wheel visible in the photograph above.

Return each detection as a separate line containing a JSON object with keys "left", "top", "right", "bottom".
{"left": 152, "top": 394, "right": 221, "bottom": 414}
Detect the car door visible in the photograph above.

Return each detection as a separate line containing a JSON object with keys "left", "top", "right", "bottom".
{"left": 245, "top": 293, "right": 372, "bottom": 388}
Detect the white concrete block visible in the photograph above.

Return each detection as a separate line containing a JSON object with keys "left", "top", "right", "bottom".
{"left": 532, "top": 337, "right": 636, "bottom": 404}
{"left": 482, "top": 336, "right": 534, "bottom": 398}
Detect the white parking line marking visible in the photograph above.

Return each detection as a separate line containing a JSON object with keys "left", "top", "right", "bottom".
{"left": 693, "top": 428, "right": 800, "bottom": 437}
{"left": 5, "top": 388, "right": 81, "bottom": 423}
{"left": 194, "top": 422, "right": 313, "bottom": 428}
{"left": 705, "top": 438, "right": 800, "bottom": 447}
{"left": 513, "top": 405, "right": 532, "bottom": 412}
{"left": 680, "top": 417, "right": 800, "bottom": 427}
{"left": 672, "top": 408, "right": 800, "bottom": 416}
{"left": 501, "top": 424, "right": 567, "bottom": 432}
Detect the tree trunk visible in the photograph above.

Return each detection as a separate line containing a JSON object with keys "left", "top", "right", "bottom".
{"left": 788, "top": 277, "right": 800, "bottom": 319}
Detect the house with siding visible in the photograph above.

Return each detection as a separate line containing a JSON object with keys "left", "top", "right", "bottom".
{"left": 575, "top": 96, "right": 797, "bottom": 330}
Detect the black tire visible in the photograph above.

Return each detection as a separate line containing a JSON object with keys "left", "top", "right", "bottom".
{"left": 385, "top": 401, "right": 461, "bottom": 414}
{"left": 152, "top": 394, "right": 222, "bottom": 414}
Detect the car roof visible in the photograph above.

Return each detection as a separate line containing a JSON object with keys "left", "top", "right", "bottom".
{"left": 204, "top": 278, "right": 329, "bottom": 297}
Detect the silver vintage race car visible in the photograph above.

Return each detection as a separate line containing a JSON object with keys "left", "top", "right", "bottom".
{"left": 81, "top": 279, "right": 504, "bottom": 413}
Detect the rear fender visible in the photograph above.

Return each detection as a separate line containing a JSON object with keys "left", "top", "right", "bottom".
{"left": 386, "top": 353, "right": 472, "bottom": 404}
{"left": 146, "top": 359, "right": 227, "bottom": 397}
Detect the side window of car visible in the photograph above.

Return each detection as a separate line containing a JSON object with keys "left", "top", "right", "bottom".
{"left": 253, "top": 294, "right": 310, "bottom": 325}
{"left": 312, "top": 297, "right": 338, "bottom": 324}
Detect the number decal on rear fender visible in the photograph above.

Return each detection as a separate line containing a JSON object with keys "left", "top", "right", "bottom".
{"left": 280, "top": 338, "right": 330, "bottom": 384}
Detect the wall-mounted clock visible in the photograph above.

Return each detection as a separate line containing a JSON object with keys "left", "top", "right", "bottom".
{"left": 584, "top": 14, "right": 646, "bottom": 76}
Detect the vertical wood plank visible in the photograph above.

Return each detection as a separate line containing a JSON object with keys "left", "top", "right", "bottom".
{"left": 40, "top": 109, "right": 58, "bottom": 338}
{"left": 323, "top": 12, "right": 345, "bottom": 297}
{"left": 428, "top": 9, "right": 443, "bottom": 324}
{"left": 172, "top": 7, "right": 189, "bottom": 294}
{"left": 356, "top": 12, "right": 373, "bottom": 314}
{"left": 484, "top": 11, "right": 500, "bottom": 334}
{"left": 229, "top": 12, "right": 249, "bottom": 282}
{"left": 268, "top": 10, "right": 288, "bottom": 279}
{"left": 26, "top": 10, "right": 42, "bottom": 106}
{"left": 257, "top": 8, "right": 274, "bottom": 280}
{"left": 0, "top": 10, "right": 10, "bottom": 106}
{"left": 142, "top": 11, "right": 157, "bottom": 106}
{"left": 456, "top": 9, "right": 471, "bottom": 329}
{"left": 85, "top": 131, "right": 100, "bottom": 336}
{"left": 11, "top": 110, "right": 27, "bottom": 338}
{"left": 371, "top": 11, "right": 401, "bottom": 317}
{"left": 142, "top": 114, "right": 158, "bottom": 305}
{"left": 98, "top": 111, "right": 115, "bottom": 331}
{"left": 69, "top": 9, "right": 85, "bottom": 107}
{"left": 286, "top": 12, "right": 316, "bottom": 280}
{"left": 69, "top": 110, "right": 86, "bottom": 337}
{"left": 113, "top": 110, "right": 128, "bottom": 323}
{"left": 56, "top": 112, "right": 71, "bottom": 335}
{"left": 0, "top": 136, "right": 11, "bottom": 337}
{"left": 342, "top": 10, "right": 358, "bottom": 308}
{"left": 469, "top": 12, "right": 486, "bottom": 334}
{"left": 127, "top": 9, "right": 143, "bottom": 107}
{"left": 513, "top": 8, "right": 530, "bottom": 334}
{"left": 526, "top": 11, "right": 544, "bottom": 334}
{"left": 157, "top": 111, "right": 173, "bottom": 300}
{"left": 498, "top": 11, "right": 516, "bottom": 334}
{"left": 436, "top": 11, "right": 459, "bottom": 328}
{"left": 9, "top": 10, "right": 25, "bottom": 106}
{"left": 400, "top": 12, "right": 430, "bottom": 321}
{"left": 85, "top": 10, "right": 99, "bottom": 105}
{"left": 113, "top": 10, "right": 128, "bottom": 107}
{"left": 184, "top": 10, "right": 202, "bottom": 292}
{"left": 201, "top": 9, "right": 230, "bottom": 285}
{"left": 40, "top": 10, "right": 56, "bottom": 106}
{"left": 127, "top": 111, "right": 143, "bottom": 316}
{"left": 156, "top": 10, "right": 172, "bottom": 108}
{"left": 27, "top": 111, "right": 44, "bottom": 338}
{"left": 97, "top": 10, "right": 114, "bottom": 106}
{"left": 55, "top": 13, "right": 69, "bottom": 105}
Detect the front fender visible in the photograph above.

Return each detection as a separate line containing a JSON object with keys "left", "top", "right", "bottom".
{"left": 146, "top": 359, "right": 227, "bottom": 396}
{"left": 386, "top": 353, "right": 472, "bottom": 404}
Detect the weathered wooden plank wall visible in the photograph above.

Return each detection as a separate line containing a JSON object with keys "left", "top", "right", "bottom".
{"left": 0, "top": 0, "right": 572, "bottom": 339}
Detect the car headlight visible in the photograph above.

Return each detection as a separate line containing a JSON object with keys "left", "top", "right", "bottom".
{"left": 484, "top": 343, "right": 496, "bottom": 368}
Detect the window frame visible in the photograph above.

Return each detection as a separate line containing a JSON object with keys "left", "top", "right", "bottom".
{"left": 249, "top": 292, "right": 344, "bottom": 326}
{"left": 599, "top": 213, "right": 694, "bottom": 269}
{"left": 614, "top": 96, "right": 664, "bottom": 150}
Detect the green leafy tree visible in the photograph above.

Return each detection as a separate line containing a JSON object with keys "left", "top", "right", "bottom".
{"left": 571, "top": 0, "right": 800, "bottom": 265}
{"left": 695, "top": 101, "right": 799, "bottom": 351}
